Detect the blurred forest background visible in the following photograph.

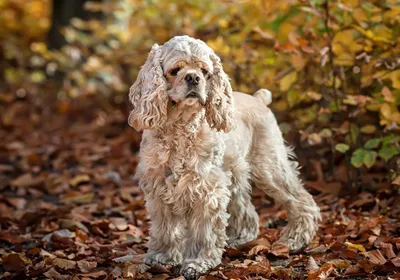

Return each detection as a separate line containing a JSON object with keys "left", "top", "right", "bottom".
{"left": 1, "top": 0, "right": 399, "bottom": 191}
{"left": 1, "top": 0, "right": 400, "bottom": 279}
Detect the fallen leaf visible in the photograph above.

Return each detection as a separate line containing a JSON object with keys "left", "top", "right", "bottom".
{"left": 53, "top": 258, "right": 77, "bottom": 270}
{"left": 307, "top": 263, "right": 335, "bottom": 280}
{"left": 345, "top": 242, "right": 366, "bottom": 252}
{"left": 70, "top": 174, "right": 91, "bottom": 187}
{"left": 43, "top": 267, "right": 69, "bottom": 280}
{"left": 326, "top": 259, "right": 351, "bottom": 269}
{"left": 77, "top": 260, "right": 97, "bottom": 273}
{"left": 306, "top": 256, "right": 319, "bottom": 271}
{"left": 2, "top": 253, "right": 30, "bottom": 271}
{"left": 78, "top": 269, "right": 108, "bottom": 278}
{"left": 109, "top": 217, "right": 128, "bottom": 231}
{"left": 60, "top": 192, "right": 94, "bottom": 204}
{"left": 11, "top": 173, "right": 44, "bottom": 188}
{"left": 113, "top": 254, "right": 145, "bottom": 264}
{"left": 153, "top": 274, "right": 171, "bottom": 280}
{"left": 380, "top": 243, "right": 396, "bottom": 259}
{"left": 269, "top": 244, "right": 289, "bottom": 258}
{"left": 362, "top": 250, "right": 387, "bottom": 265}
{"left": 248, "top": 245, "right": 269, "bottom": 256}
{"left": 391, "top": 257, "right": 400, "bottom": 267}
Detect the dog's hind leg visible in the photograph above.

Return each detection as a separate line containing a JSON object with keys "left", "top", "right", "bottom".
{"left": 250, "top": 114, "right": 321, "bottom": 252}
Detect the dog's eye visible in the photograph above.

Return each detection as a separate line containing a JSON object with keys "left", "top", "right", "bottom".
{"left": 169, "top": 68, "right": 181, "bottom": 76}
{"left": 202, "top": 68, "right": 211, "bottom": 79}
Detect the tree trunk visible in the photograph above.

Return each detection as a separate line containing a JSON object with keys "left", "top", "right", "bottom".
{"left": 47, "top": 0, "right": 103, "bottom": 49}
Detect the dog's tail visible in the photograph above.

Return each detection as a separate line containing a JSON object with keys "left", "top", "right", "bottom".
{"left": 253, "top": 89, "right": 272, "bottom": 107}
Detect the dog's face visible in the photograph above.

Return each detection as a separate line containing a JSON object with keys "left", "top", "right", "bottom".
{"left": 128, "top": 36, "right": 234, "bottom": 132}
{"left": 163, "top": 58, "right": 211, "bottom": 106}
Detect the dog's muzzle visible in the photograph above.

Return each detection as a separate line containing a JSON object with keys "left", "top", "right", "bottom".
{"left": 185, "top": 90, "right": 206, "bottom": 105}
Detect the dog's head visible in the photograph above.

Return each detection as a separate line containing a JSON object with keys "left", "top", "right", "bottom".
{"left": 128, "top": 35, "right": 234, "bottom": 132}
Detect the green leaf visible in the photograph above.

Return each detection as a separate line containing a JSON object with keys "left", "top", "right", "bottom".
{"left": 381, "top": 134, "right": 400, "bottom": 146}
{"left": 379, "top": 144, "right": 399, "bottom": 161}
{"left": 360, "top": 125, "right": 376, "bottom": 134}
{"left": 364, "top": 138, "right": 381, "bottom": 149}
{"left": 351, "top": 148, "right": 366, "bottom": 168}
{"left": 350, "top": 124, "right": 359, "bottom": 144}
{"left": 335, "top": 143, "right": 350, "bottom": 153}
{"left": 320, "top": 128, "right": 332, "bottom": 138}
{"left": 363, "top": 150, "right": 377, "bottom": 168}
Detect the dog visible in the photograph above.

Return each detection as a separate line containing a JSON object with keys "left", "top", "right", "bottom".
{"left": 128, "top": 35, "right": 320, "bottom": 279}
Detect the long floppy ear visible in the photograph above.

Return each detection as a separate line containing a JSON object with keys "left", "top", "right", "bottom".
{"left": 128, "top": 44, "right": 168, "bottom": 131}
{"left": 205, "top": 53, "right": 234, "bottom": 132}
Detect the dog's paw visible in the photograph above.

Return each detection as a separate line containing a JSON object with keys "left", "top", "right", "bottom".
{"left": 145, "top": 251, "right": 182, "bottom": 266}
{"left": 180, "top": 261, "right": 211, "bottom": 280}
{"left": 273, "top": 236, "right": 306, "bottom": 253}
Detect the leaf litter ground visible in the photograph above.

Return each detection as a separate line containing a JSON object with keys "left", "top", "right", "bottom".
{"left": 0, "top": 95, "right": 399, "bottom": 280}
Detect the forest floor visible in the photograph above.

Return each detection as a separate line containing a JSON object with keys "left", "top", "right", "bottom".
{"left": 0, "top": 92, "right": 399, "bottom": 280}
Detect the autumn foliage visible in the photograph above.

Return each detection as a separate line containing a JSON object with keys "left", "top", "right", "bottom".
{"left": 1, "top": 0, "right": 400, "bottom": 279}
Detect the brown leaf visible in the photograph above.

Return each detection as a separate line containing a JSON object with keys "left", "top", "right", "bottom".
{"left": 344, "top": 264, "right": 362, "bottom": 275}
{"left": 239, "top": 237, "right": 270, "bottom": 252}
{"left": 109, "top": 217, "right": 128, "bottom": 231}
{"left": 113, "top": 253, "right": 145, "bottom": 264}
{"left": 305, "top": 244, "right": 328, "bottom": 254}
{"left": 2, "top": 253, "right": 29, "bottom": 271}
{"left": 43, "top": 267, "right": 69, "bottom": 280}
{"left": 307, "top": 263, "right": 335, "bottom": 280}
{"left": 247, "top": 263, "right": 270, "bottom": 275}
{"left": 153, "top": 274, "right": 171, "bottom": 280}
{"left": 198, "top": 276, "right": 219, "bottom": 280}
{"left": 380, "top": 243, "right": 396, "bottom": 259}
{"left": 269, "top": 244, "right": 290, "bottom": 258}
{"left": 79, "top": 269, "right": 108, "bottom": 278}
{"left": 148, "top": 264, "right": 171, "bottom": 274}
{"left": 53, "top": 258, "right": 77, "bottom": 270}
{"left": 77, "top": 260, "right": 97, "bottom": 273}
{"left": 391, "top": 257, "right": 400, "bottom": 267}
{"left": 362, "top": 249, "right": 387, "bottom": 265}
{"left": 306, "top": 256, "right": 319, "bottom": 271}
{"left": 60, "top": 192, "right": 94, "bottom": 204}
{"left": 326, "top": 259, "right": 351, "bottom": 269}
{"left": 11, "top": 173, "right": 44, "bottom": 188}
{"left": 248, "top": 244, "right": 269, "bottom": 256}
{"left": 70, "top": 174, "right": 91, "bottom": 187}
{"left": 224, "top": 247, "right": 243, "bottom": 258}
{"left": 392, "top": 175, "right": 400, "bottom": 185}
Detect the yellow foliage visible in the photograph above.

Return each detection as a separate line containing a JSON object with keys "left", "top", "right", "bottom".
{"left": 1, "top": 0, "right": 399, "bottom": 170}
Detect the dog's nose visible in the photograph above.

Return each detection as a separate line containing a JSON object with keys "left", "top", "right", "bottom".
{"left": 184, "top": 73, "right": 200, "bottom": 85}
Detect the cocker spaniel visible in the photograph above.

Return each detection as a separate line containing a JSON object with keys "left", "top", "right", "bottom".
{"left": 128, "top": 35, "right": 321, "bottom": 279}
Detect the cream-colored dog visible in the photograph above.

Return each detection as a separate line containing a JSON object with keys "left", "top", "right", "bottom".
{"left": 128, "top": 35, "right": 320, "bottom": 279}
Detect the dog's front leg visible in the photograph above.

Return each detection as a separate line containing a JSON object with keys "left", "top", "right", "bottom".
{"left": 145, "top": 197, "right": 185, "bottom": 266}
{"left": 180, "top": 171, "right": 231, "bottom": 280}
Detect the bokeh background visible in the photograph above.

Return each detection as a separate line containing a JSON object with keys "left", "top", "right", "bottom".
{"left": 1, "top": 0, "right": 399, "bottom": 192}
{"left": 1, "top": 1, "right": 400, "bottom": 279}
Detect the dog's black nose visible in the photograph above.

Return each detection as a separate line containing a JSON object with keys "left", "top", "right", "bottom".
{"left": 184, "top": 73, "right": 200, "bottom": 85}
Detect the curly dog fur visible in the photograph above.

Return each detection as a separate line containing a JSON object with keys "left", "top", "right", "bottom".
{"left": 128, "top": 35, "right": 321, "bottom": 279}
